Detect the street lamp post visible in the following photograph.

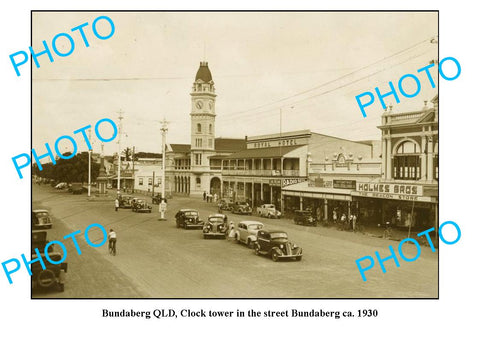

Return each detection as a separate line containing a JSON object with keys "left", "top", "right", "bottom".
{"left": 159, "top": 118, "right": 168, "bottom": 220}
{"left": 116, "top": 110, "right": 124, "bottom": 196}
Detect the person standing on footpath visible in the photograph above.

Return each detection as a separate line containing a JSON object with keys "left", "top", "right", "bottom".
{"left": 203, "top": 191, "right": 206, "bottom": 201}
{"left": 115, "top": 197, "right": 119, "bottom": 212}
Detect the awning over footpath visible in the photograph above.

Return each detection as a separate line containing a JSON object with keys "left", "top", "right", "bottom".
{"left": 225, "top": 145, "right": 303, "bottom": 159}
{"left": 282, "top": 181, "right": 353, "bottom": 201}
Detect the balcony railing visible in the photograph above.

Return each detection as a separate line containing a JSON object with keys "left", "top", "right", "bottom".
{"left": 222, "top": 169, "right": 299, "bottom": 176}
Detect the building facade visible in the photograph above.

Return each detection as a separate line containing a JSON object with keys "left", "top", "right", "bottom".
{"left": 222, "top": 130, "right": 376, "bottom": 211}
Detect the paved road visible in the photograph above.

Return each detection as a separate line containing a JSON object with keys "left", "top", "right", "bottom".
{"left": 32, "top": 185, "right": 438, "bottom": 298}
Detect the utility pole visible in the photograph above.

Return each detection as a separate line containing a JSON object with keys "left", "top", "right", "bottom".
{"left": 116, "top": 110, "right": 124, "bottom": 196}
{"left": 88, "top": 128, "right": 92, "bottom": 197}
{"left": 152, "top": 171, "right": 155, "bottom": 197}
{"left": 159, "top": 118, "right": 168, "bottom": 220}
{"left": 132, "top": 146, "right": 135, "bottom": 194}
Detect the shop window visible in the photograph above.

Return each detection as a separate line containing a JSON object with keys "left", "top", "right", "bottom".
{"left": 139, "top": 178, "right": 143, "bottom": 186}
{"left": 148, "top": 178, "right": 152, "bottom": 185}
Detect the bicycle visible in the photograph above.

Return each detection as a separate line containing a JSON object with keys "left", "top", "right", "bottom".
{"left": 108, "top": 239, "right": 117, "bottom": 256}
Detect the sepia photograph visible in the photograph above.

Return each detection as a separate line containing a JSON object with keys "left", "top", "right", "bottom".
{"left": 30, "top": 11, "right": 439, "bottom": 298}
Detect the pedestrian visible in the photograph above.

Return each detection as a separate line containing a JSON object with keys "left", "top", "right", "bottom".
{"left": 213, "top": 193, "right": 218, "bottom": 202}
{"left": 349, "top": 214, "right": 354, "bottom": 231}
{"left": 352, "top": 214, "right": 357, "bottom": 232}
{"left": 108, "top": 228, "right": 117, "bottom": 255}
{"left": 203, "top": 191, "right": 206, "bottom": 201}
{"left": 341, "top": 213, "right": 346, "bottom": 225}
{"left": 332, "top": 209, "right": 337, "bottom": 224}
{"left": 228, "top": 221, "right": 236, "bottom": 240}
{"left": 115, "top": 198, "right": 119, "bottom": 212}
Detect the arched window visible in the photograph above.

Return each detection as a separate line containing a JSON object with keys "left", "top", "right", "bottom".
{"left": 393, "top": 141, "right": 421, "bottom": 180}
{"left": 209, "top": 124, "right": 212, "bottom": 134}
{"left": 197, "top": 123, "right": 201, "bottom": 133}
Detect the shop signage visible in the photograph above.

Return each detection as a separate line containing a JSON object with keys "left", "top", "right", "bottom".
{"left": 269, "top": 179, "right": 281, "bottom": 186}
{"left": 333, "top": 180, "right": 356, "bottom": 189}
{"left": 356, "top": 182, "right": 423, "bottom": 196}
{"left": 248, "top": 137, "right": 308, "bottom": 149}
{"left": 282, "top": 178, "right": 306, "bottom": 187}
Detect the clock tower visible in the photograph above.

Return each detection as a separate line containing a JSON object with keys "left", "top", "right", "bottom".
{"left": 190, "top": 61, "right": 217, "bottom": 196}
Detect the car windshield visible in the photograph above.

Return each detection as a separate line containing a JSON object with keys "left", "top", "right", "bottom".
{"left": 247, "top": 224, "right": 263, "bottom": 231}
{"left": 209, "top": 217, "right": 224, "bottom": 223}
{"left": 35, "top": 212, "right": 49, "bottom": 217}
{"left": 271, "top": 232, "right": 288, "bottom": 239}
{"left": 265, "top": 205, "right": 274, "bottom": 208}
{"left": 184, "top": 211, "right": 198, "bottom": 216}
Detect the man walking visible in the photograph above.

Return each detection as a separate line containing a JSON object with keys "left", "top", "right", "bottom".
{"left": 115, "top": 198, "right": 119, "bottom": 212}
{"left": 203, "top": 191, "right": 206, "bottom": 201}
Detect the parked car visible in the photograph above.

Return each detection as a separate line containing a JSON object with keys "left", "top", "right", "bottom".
{"left": 69, "top": 182, "right": 84, "bottom": 194}
{"left": 152, "top": 194, "right": 167, "bottom": 204}
{"left": 254, "top": 230, "right": 303, "bottom": 262}
{"left": 31, "top": 231, "right": 67, "bottom": 292}
{"left": 119, "top": 195, "right": 134, "bottom": 208}
{"left": 54, "top": 182, "right": 68, "bottom": 190}
{"left": 32, "top": 210, "right": 52, "bottom": 230}
{"left": 203, "top": 214, "right": 228, "bottom": 239}
{"left": 175, "top": 209, "right": 204, "bottom": 229}
{"left": 293, "top": 210, "right": 317, "bottom": 226}
{"left": 132, "top": 199, "right": 152, "bottom": 213}
{"left": 233, "top": 221, "right": 264, "bottom": 248}
{"left": 256, "top": 204, "right": 281, "bottom": 219}
{"left": 217, "top": 198, "right": 233, "bottom": 212}
{"left": 232, "top": 201, "right": 252, "bottom": 215}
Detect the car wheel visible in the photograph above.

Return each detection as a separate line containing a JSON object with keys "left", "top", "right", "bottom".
{"left": 58, "top": 283, "right": 65, "bottom": 292}
{"left": 254, "top": 243, "right": 261, "bottom": 255}
{"left": 247, "top": 239, "right": 252, "bottom": 248}
{"left": 37, "top": 269, "right": 56, "bottom": 288}
{"left": 296, "top": 256, "right": 302, "bottom": 261}
{"left": 271, "top": 252, "right": 279, "bottom": 262}
{"left": 234, "top": 234, "right": 239, "bottom": 243}
{"left": 268, "top": 213, "right": 272, "bottom": 219}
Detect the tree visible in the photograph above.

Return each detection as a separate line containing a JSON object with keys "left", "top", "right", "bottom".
{"left": 122, "top": 147, "right": 132, "bottom": 161}
{"left": 32, "top": 152, "right": 99, "bottom": 183}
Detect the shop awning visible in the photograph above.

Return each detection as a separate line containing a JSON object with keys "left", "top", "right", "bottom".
{"left": 282, "top": 181, "right": 353, "bottom": 201}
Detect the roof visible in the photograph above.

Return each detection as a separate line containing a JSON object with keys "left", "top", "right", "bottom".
{"left": 225, "top": 145, "right": 302, "bottom": 159}
{"left": 195, "top": 61, "right": 213, "bottom": 82}
{"left": 170, "top": 144, "right": 191, "bottom": 153}
{"left": 215, "top": 138, "right": 246, "bottom": 152}
{"left": 32, "top": 209, "right": 49, "bottom": 213}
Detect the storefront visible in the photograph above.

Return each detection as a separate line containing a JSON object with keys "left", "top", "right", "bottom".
{"left": 353, "top": 181, "right": 438, "bottom": 230}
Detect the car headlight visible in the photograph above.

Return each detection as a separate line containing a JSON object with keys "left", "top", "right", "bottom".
{"left": 292, "top": 243, "right": 298, "bottom": 249}
{"left": 279, "top": 244, "right": 284, "bottom": 249}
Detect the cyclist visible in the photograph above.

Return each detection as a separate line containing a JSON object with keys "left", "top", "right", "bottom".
{"left": 108, "top": 228, "right": 117, "bottom": 255}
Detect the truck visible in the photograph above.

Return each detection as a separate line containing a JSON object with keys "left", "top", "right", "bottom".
{"left": 256, "top": 204, "right": 281, "bottom": 219}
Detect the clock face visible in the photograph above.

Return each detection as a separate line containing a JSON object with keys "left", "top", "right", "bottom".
{"left": 195, "top": 100, "right": 203, "bottom": 109}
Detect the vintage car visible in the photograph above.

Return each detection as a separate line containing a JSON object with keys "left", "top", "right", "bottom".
{"left": 132, "top": 199, "right": 152, "bottom": 213}
{"left": 256, "top": 204, "right": 281, "bottom": 219}
{"left": 217, "top": 198, "right": 233, "bottom": 212}
{"left": 254, "top": 230, "right": 303, "bottom": 262}
{"left": 232, "top": 201, "right": 252, "bottom": 215}
{"left": 175, "top": 209, "right": 204, "bottom": 229}
{"left": 69, "top": 182, "right": 84, "bottom": 195}
{"left": 293, "top": 210, "right": 317, "bottom": 226}
{"left": 233, "top": 221, "right": 264, "bottom": 248}
{"left": 119, "top": 195, "right": 134, "bottom": 208}
{"left": 203, "top": 214, "right": 228, "bottom": 239}
{"left": 32, "top": 209, "right": 52, "bottom": 230}
{"left": 152, "top": 194, "right": 167, "bottom": 204}
{"left": 31, "top": 231, "right": 67, "bottom": 292}
{"left": 54, "top": 182, "right": 68, "bottom": 190}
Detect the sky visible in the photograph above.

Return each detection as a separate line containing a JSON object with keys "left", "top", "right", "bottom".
{"left": 32, "top": 11, "right": 438, "bottom": 156}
